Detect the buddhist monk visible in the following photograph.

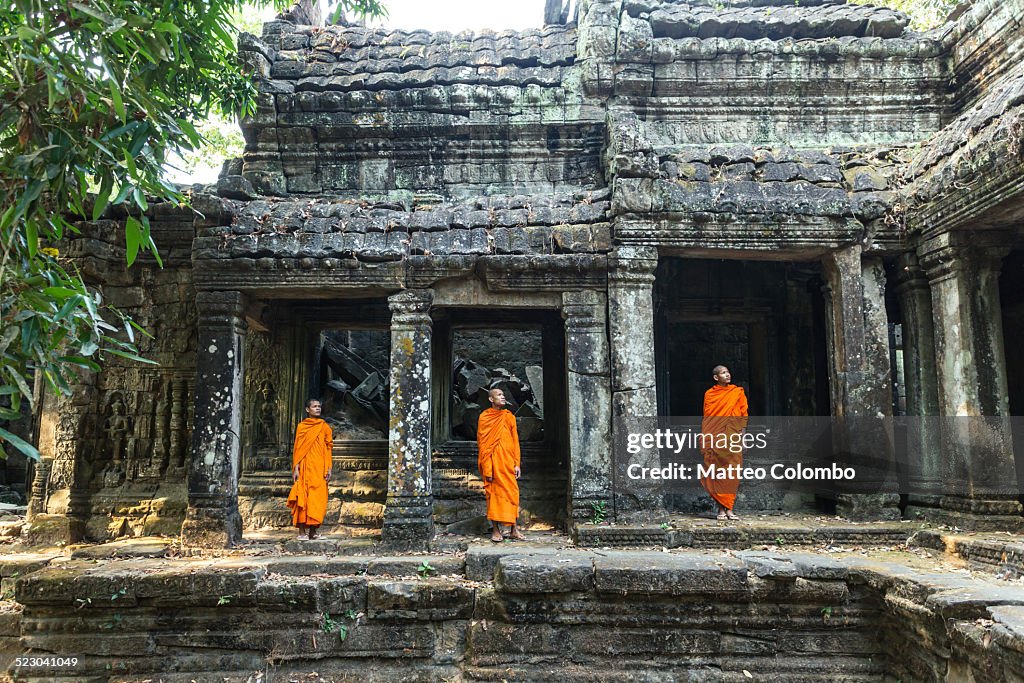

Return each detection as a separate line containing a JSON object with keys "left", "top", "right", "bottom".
{"left": 699, "top": 365, "right": 749, "bottom": 521}
{"left": 287, "top": 398, "right": 333, "bottom": 540}
{"left": 477, "top": 388, "right": 525, "bottom": 542}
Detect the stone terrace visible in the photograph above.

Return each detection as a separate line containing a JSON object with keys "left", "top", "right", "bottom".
{"left": 4, "top": 532, "right": 1024, "bottom": 682}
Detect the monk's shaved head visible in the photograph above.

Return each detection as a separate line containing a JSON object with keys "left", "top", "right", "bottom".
{"left": 487, "top": 387, "right": 508, "bottom": 409}
{"left": 712, "top": 365, "right": 728, "bottom": 375}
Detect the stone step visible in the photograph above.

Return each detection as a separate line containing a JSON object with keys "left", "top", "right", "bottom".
{"left": 574, "top": 518, "right": 919, "bottom": 549}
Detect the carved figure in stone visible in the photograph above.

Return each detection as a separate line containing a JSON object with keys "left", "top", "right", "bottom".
{"left": 255, "top": 380, "right": 278, "bottom": 445}
{"left": 287, "top": 399, "right": 333, "bottom": 541}
{"left": 102, "top": 393, "right": 131, "bottom": 486}
{"left": 699, "top": 366, "right": 749, "bottom": 521}
{"left": 477, "top": 388, "right": 525, "bottom": 543}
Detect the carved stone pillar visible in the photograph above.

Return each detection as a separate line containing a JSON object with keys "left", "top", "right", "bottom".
{"left": 181, "top": 291, "right": 246, "bottom": 548}
{"left": 382, "top": 289, "right": 435, "bottom": 547}
{"left": 608, "top": 247, "right": 665, "bottom": 522}
{"left": 919, "top": 234, "right": 1020, "bottom": 528}
{"left": 891, "top": 253, "right": 942, "bottom": 512}
{"left": 821, "top": 246, "right": 899, "bottom": 520}
{"left": 562, "top": 290, "right": 612, "bottom": 523}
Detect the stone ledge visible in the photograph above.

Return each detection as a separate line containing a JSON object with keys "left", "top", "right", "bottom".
{"left": 6, "top": 548, "right": 1024, "bottom": 680}
{"left": 912, "top": 529, "right": 1024, "bottom": 580}
{"left": 574, "top": 519, "right": 915, "bottom": 549}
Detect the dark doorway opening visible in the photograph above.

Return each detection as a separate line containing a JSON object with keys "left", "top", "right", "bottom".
{"left": 999, "top": 248, "right": 1024, "bottom": 509}
{"left": 654, "top": 257, "right": 831, "bottom": 514}
{"left": 431, "top": 308, "right": 568, "bottom": 533}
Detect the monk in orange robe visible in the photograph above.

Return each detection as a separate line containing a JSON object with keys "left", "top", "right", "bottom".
{"left": 477, "top": 388, "right": 525, "bottom": 543}
{"left": 287, "top": 398, "right": 333, "bottom": 540}
{"left": 699, "top": 365, "right": 749, "bottom": 521}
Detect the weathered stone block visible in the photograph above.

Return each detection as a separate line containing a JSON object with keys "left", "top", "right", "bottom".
{"left": 495, "top": 553, "right": 595, "bottom": 593}
{"left": 367, "top": 579, "right": 474, "bottom": 620}
{"left": 594, "top": 553, "right": 748, "bottom": 597}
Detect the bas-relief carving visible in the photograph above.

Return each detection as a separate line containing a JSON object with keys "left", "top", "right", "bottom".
{"left": 255, "top": 380, "right": 279, "bottom": 446}
{"left": 243, "top": 330, "right": 283, "bottom": 472}
{"left": 101, "top": 392, "right": 131, "bottom": 487}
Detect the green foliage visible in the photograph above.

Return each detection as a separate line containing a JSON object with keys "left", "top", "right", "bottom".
{"left": 329, "top": 0, "right": 389, "bottom": 23}
{"left": 417, "top": 560, "right": 436, "bottom": 578}
{"left": 0, "top": 0, "right": 386, "bottom": 461}
{"left": 321, "top": 610, "right": 360, "bottom": 642}
{"left": 850, "top": 0, "right": 960, "bottom": 31}
{"left": 590, "top": 500, "right": 607, "bottom": 525}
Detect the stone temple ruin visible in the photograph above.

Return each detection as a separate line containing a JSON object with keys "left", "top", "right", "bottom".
{"left": 21, "top": 0, "right": 1024, "bottom": 548}
{"left": 6, "top": 0, "right": 1024, "bottom": 680}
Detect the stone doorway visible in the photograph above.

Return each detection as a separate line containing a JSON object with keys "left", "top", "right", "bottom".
{"left": 653, "top": 257, "right": 831, "bottom": 514}
{"left": 1000, "top": 248, "right": 1024, "bottom": 504}
{"left": 238, "top": 299, "right": 391, "bottom": 532}
{"left": 431, "top": 308, "right": 568, "bottom": 533}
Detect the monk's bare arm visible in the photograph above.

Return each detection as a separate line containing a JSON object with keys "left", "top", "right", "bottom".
{"left": 509, "top": 413, "right": 522, "bottom": 478}
{"left": 324, "top": 425, "right": 334, "bottom": 481}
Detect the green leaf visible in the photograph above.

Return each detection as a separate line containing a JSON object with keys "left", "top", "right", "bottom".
{"left": 25, "top": 220, "right": 38, "bottom": 258}
{"left": 0, "top": 327, "right": 18, "bottom": 356}
{"left": 0, "top": 426, "right": 40, "bottom": 461}
{"left": 93, "top": 175, "right": 113, "bottom": 220}
{"left": 59, "top": 356, "right": 101, "bottom": 371}
{"left": 103, "top": 347, "right": 158, "bottom": 365}
{"left": 152, "top": 21, "right": 182, "bottom": 35}
{"left": 133, "top": 187, "right": 148, "bottom": 212}
{"left": 42, "top": 287, "right": 79, "bottom": 299}
{"left": 5, "top": 367, "right": 32, "bottom": 404}
{"left": 70, "top": 2, "right": 116, "bottom": 25}
{"left": 109, "top": 80, "right": 126, "bottom": 123}
{"left": 54, "top": 295, "right": 83, "bottom": 323}
{"left": 123, "top": 149, "right": 137, "bottom": 177}
{"left": 0, "top": 408, "right": 22, "bottom": 421}
{"left": 125, "top": 215, "right": 142, "bottom": 266}
{"left": 16, "top": 26, "right": 40, "bottom": 41}
{"left": 80, "top": 338, "right": 99, "bottom": 356}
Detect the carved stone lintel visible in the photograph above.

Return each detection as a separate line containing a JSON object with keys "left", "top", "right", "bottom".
{"left": 383, "top": 289, "right": 435, "bottom": 546}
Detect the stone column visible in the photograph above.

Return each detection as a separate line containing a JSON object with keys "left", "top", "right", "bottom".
{"left": 821, "top": 246, "right": 899, "bottom": 520}
{"left": 890, "top": 253, "right": 942, "bottom": 512}
{"left": 382, "top": 289, "right": 435, "bottom": 547}
{"left": 919, "top": 234, "right": 1020, "bottom": 528}
{"left": 181, "top": 290, "right": 246, "bottom": 548}
{"left": 562, "top": 290, "right": 613, "bottom": 523}
{"left": 608, "top": 247, "right": 665, "bottom": 522}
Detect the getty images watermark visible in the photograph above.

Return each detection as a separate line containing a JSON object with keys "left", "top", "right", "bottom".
{"left": 624, "top": 426, "right": 856, "bottom": 483}
{"left": 613, "top": 416, "right": 1024, "bottom": 497}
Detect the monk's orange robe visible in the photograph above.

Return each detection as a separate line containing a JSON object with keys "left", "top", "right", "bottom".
{"left": 699, "top": 384, "right": 749, "bottom": 511}
{"left": 287, "top": 417, "right": 333, "bottom": 527}
{"left": 477, "top": 408, "right": 521, "bottom": 525}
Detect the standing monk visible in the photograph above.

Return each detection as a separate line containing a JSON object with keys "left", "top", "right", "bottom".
{"left": 699, "top": 365, "right": 749, "bottom": 521}
{"left": 477, "top": 388, "right": 525, "bottom": 543}
{"left": 287, "top": 398, "right": 333, "bottom": 540}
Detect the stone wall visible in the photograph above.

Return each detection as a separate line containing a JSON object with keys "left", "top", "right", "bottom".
{"left": 9, "top": 548, "right": 1024, "bottom": 681}
{"left": 29, "top": 203, "right": 197, "bottom": 543}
